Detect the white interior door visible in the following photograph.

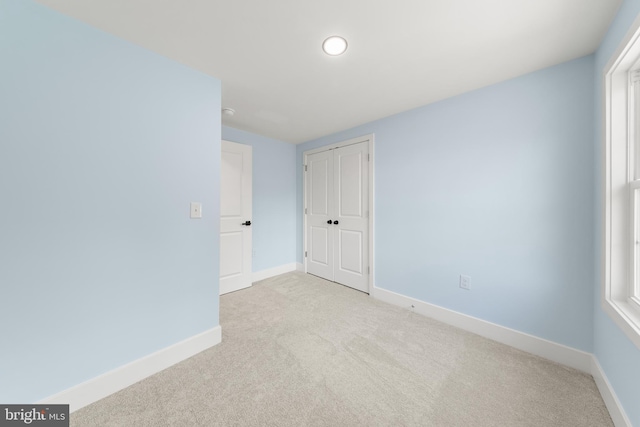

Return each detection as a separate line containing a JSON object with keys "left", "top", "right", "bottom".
{"left": 333, "top": 142, "right": 369, "bottom": 292}
{"left": 220, "top": 140, "right": 252, "bottom": 295}
{"left": 306, "top": 149, "right": 334, "bottom": 281}
{"left": 305, "top": 140, "right": 369, "bottom": 293}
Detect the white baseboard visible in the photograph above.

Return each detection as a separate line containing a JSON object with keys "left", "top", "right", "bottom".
{"left": 296, "top": 262, "right": 304, "bottom": 272}
{"left": 591, "top": 357, "right": 632, "bottom": 427}
{"left": 252, "top": 263, "right": 299, "bottom": 283}
{"left": 39, "top": 326, "right": 222, "bottom": 413}
{"left": 372, "top": 286, "right": 592, "bottom": 372}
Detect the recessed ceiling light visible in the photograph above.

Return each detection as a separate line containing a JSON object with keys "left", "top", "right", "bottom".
{"left": 322, "top": 36, "right": 348, "bottom": 56}
{"left": 221, "top": 108, "right": 235, "bottom": 117}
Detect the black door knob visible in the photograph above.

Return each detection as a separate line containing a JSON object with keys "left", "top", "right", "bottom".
{"left": 333, "top": 220, "right": 339, "bottom": 225}
{"left": 242, "top": 221, "right": 251, "bottom": 226}
{"left": 327, "top": 220, "right": 332, "bottom": 224}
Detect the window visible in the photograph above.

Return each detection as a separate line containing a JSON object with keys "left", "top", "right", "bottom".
{"left": 603, "top": 15, "right": 640, "bottom": 349}
{"left": 633, "top": 69, "right": 640, "bottom": 313}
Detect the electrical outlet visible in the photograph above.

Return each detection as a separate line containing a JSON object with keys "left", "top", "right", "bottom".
{"left": 190, "top": 202, "right": 202, "bottom": 219}
{"left": 460, "top": 274, "right": 471, "bottom": 290}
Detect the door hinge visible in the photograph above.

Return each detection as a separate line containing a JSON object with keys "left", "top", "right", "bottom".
{"left": 305, "top": 251, "right": 307, "bottom": 258}
{"left": 305, "top": 208, "right": 307, "bottom": 214}
{"left": 304, "top": 165, "right": 308, "bottom": 171}
{"left": 367, "top": 153, "right": 370, "bottom": 161}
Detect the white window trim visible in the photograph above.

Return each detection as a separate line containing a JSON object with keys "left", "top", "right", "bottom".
{"left": 603, "top": 12, "right": 640, "bottom": 350}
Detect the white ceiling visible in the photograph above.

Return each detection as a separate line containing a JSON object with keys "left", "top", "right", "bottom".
{"left": 36, "top": 0, "right": 621, "bottom": 144}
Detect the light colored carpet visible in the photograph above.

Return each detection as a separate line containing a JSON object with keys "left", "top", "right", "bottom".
{"left": 71, "top": 272, "right": 613, "bottom": 426}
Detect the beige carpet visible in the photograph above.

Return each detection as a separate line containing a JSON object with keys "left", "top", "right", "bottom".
{"left": 71, "top": 272, "right": 613, "bottom": 426}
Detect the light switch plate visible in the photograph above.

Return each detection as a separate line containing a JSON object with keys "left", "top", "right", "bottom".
{"left": 190, "top": 202, "right": 202, "bottom": 219}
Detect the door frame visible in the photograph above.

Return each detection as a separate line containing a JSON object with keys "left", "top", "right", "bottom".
{"left": 302, "top": 134, "right": 375, "bottom": 294}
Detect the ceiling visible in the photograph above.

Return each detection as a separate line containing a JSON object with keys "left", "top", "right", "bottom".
{"left": 36, "top": 0, "right": 621, "bottom": 144}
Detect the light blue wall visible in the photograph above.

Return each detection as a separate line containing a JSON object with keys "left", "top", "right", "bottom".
{"left": 0, "top": 0, "right": 221, "bottom": 403}
{"left": 3, "top": 0, "right": 638, "bottom": 421}
{"left": 593, "top": 0, "right": 640, "bottom": 424}
{"left": 297, "top": 56, "right": 596, "bottom": 352}
{"left": 222, "top": 126, "right": 297, "bottom": 272}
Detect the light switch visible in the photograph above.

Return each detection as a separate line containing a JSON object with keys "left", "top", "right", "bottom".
{"left": 190, "top": 202, "right": 202, "bottom": 219}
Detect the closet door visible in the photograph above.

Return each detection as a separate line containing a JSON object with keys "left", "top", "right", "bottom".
{"left": 305, "top": 141, "right": 369, "bottom": 293}
{"left": 333, "top": 142, "right": 369, "bottom": 292}
{"left": 306, "top": 149, "right": 334, "bottom": 282}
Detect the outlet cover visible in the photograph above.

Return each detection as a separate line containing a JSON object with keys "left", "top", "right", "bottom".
{"left": 460, "top": 275, "right": 471, "bottom": 290}
{"left": 190, "top": 202, "right": 202, "bottom": 219}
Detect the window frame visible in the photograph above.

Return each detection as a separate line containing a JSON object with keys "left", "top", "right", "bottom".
{"left": 632, "top": 69, "right": 640, "bottom": 311}
{"left": 603, "top": 13, "right": 640, "bottom": 350}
